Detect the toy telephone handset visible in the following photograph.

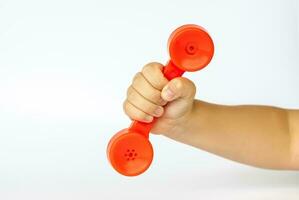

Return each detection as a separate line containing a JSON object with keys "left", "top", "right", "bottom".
{"left": 107, "top": 24, "right": 214, "bottom": 176}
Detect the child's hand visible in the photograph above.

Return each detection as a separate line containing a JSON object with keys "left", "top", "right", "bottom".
{"left": 123, "top": 62, "right": 196, "bottom": 135}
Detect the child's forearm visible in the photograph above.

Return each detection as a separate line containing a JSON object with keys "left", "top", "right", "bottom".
{"left": 164, "top": 100, "right": 299, "bottom": 170}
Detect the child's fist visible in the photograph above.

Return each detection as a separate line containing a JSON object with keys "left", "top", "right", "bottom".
{"left": 123, "top": 62, "right": 196, "bottom": 135}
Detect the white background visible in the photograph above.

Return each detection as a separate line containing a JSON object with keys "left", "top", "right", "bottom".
{"left": 0, "top": 0, "right": 299, "bottom": 199}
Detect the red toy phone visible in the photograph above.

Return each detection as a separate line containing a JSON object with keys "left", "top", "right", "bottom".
{"left": 107, "top": 24, "right": 214, "bottom": 176}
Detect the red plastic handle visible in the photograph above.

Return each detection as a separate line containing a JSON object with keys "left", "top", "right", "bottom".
{"left": 128, "top": 61, "right": 185, "bottom": 138}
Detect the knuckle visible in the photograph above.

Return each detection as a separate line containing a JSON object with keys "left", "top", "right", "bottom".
{"left": 142, "top": 63, "right": 166, "bottom": 90}
{"left": 132, "top": 73, "right": 146, "bottom": 90}
{"left": 126, "top": 85, "right": 133, "bottom": 97}
{"left": 123, "top": 100, "right": 129, "bottom": 114}
{"left": 153, "top": 78, "right": 165, "bottom": 90}
{"left": 173, "top": 77, "right": 195, "bottom": 91}
{"left": 127, "top": 88, "right": 136, "bottom": 101}
{"left": 185, "top": 78, "right": 196, "bottom": 95}
{"left": 132, "top": 72, "right": 142, "bottom": 83}
{"left": 173, "top": 78, "right": 184, "bottom": 90}
{"left": 176, "top": 78, "right": 196, "bottom": 97}
{"left": 142, "top": 62, "right": 162, "bottom": 73}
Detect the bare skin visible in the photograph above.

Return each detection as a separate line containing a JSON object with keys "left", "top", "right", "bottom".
{"left": 123, "top": 62, "right": 299, "bottom": 170}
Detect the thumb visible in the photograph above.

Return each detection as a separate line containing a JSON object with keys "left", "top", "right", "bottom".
{"left": 161, "top": 77, "right": 196, "bottom": 102}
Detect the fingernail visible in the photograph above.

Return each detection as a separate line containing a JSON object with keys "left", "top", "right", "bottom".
{"left": 159, "top": 98, "right": 167, "bottom": 105}
{"left": 154, "top": 107, "right": 163, "bottom": 116}
{"left": 145, "top": 115, "right": 153, "bottom": 122}
{"left": 164, "top": 86, "right": 175, "bottom": 100}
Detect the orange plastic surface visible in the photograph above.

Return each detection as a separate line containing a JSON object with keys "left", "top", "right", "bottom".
{"left": 168, "top": 24, "right": 214, "bottom": 72}
{"left": 107, "top": 24, "right": 214, "bottom": 176}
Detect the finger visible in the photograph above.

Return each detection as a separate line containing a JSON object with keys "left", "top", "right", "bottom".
{"left": 123, "top": 100, "right": 154, "bottom": 123}
{"left": 127, "top": 86, "right": 164, "bottom": 117}
{"left": 131, "top": 72, "right": 167, "bottom": 106}
{"left": 141, "top": 62, "right": 169, "bottom": 91}
{"left": 161, "top": 77, "right": 196, "bottom": 102}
